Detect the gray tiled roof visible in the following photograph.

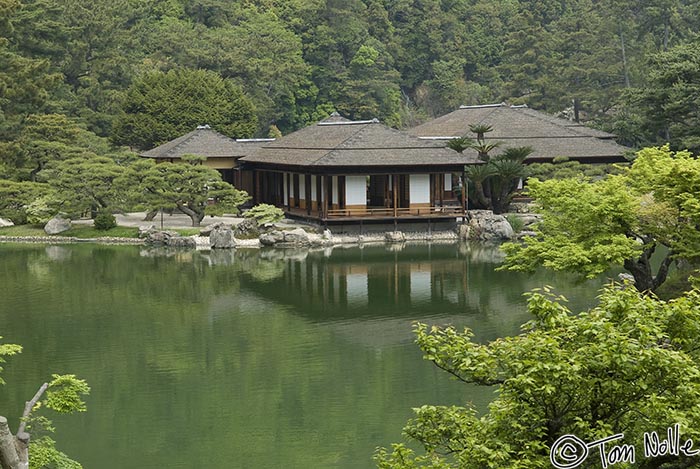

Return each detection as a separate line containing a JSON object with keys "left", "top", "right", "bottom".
{"left": 241, "top": 115, "right": 480, "bottom": 167}
{"left": 409, "top": 104, "right": 628, "bottom": 162}
{"left": 140, "top": 127, "right": 268, "bottom": 159}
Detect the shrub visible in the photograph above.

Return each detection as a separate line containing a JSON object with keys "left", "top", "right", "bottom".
{"left": 244, "top": 204, "right": 284, "bottom": 224}
{"left": 26, "top": 197, "right": 55, "bottom": 225}
{"left": 505, "top": 214, "right": 524, "bottom": 233}
{"left": 3, "top": 208, "right": 28, "bottom": 225}
{"left": 94, "top": 212, "right": 117, "bottom": 230}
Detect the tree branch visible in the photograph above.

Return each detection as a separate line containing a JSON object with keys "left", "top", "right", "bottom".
{"left": 16, "top": 382, "right": 48, "bottom": 436}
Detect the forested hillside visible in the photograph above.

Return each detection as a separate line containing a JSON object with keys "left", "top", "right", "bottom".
{"left": 1, "top": 0, "right": 699, "bottom": 159}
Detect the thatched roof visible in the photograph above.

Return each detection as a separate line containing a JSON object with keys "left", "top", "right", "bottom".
{"left": 241, "top": 114, "right": 480, "bottom": 169}
{"left": 409, "top": 104, "right": 629, "bottom": 162}
{"left": 140, "top": 126, "right": 273, "bottom": 159}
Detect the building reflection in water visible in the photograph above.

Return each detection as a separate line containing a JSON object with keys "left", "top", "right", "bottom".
{"left": 240, "top": 242, "right": 511, "bottom": 321}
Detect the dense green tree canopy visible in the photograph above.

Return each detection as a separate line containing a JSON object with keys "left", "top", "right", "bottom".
{"left": 627, "top": 40, "right": 700, "bottom": 153}
{"left": 111, "top": 69, "right": 257, "bottom": 150}
{"left": 377, "top": 284, "right": 700, "bottom": 468}
{"left": 0, "top": 0, "right": 696, "bottom": 151}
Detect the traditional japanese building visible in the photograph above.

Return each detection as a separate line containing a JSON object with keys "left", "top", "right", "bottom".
{"left": 139, "top": 125, "right": 273, "bottom": 186}
{"left": 410, "top": 103, "right": 629, "bottom": 163}
{"left": 239, "top": 114, "right": 482, "bottom": 224}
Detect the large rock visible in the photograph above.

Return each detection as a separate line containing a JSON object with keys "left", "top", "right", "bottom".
{"left": 233, "top": 218, "right": 260, "bottom": 239}
{"left": 210, "top": 227, "right": 236, "bottom": 249}
{"left": 259, "top": 230, "right": 285, "bottom": 246}
{"left": 0, "top": 217, "right": 14, "bottom": 228}
{"left": 200, "top": 222, "right": 231, "bottom": 237}
{"left": 145, "top": 230, "right": 179, "bottom": 246}
{"left": 516, "top": 230, "right": 537, "bottom": 240}
{"left": 457, "top": 224, "right": 470, "bottom": 240}
{"left": 44, "top": 215, "right": 71, "bottom": 235}
{"left": 467, "top": 210, "right": 515, "bottom": 241}
{"left": 510, "top": 213, "right": 542, "bottom": 228}
{"left": 138, "top": 225, "right": 157, "bottom": 238}
{"left": 168, "top": 236, "right": 197, "bottom": 248}
{"left": 283, "top": 228, "right": 311, "bottom": 245}
{"left": 385, "top": 231, "right": 405, "bottom": 243}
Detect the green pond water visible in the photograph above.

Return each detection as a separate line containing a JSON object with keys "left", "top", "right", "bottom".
{"left": 0, "top": 242, "right": 607, "bottom": 468}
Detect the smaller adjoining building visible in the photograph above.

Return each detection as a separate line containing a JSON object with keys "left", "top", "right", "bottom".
{"left": 410, "top": 103, "right": 629, "bottom": 163}
{"left": 239, "top": 114, "right": 482, "bottom": 226}
{"left": 139, "top": 125, "right": 274, "bottom": 187}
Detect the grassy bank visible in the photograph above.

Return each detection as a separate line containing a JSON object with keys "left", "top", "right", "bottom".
{"left": 0, "top": 225, "right": 201, "bottom": 238}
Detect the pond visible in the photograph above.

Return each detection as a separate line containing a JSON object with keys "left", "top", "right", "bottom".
{"left": 0, "top": 242, "right": 606, "bottom": 468}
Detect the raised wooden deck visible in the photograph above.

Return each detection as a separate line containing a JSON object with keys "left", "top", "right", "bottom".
{"left": 284, "top": 205, "right": 466, "bottom": 223}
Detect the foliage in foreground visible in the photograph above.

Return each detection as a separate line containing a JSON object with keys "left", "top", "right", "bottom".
{"left": 501, "top": 146, "right": 700, "bottom": 292}
{"left": 0, "top": 338, "right": 90, "bottom": 469}
{"left": 376, "top": 284, "right": 700, "bottom": 469}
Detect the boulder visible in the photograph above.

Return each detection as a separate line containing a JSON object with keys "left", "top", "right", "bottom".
{"left": 138, "top": 225, "right": 157, "bottom": 238}
{"left": 0, "top": 218, "right": 14, "bottom": 228}
{"left": 508, "top": 202, "right": 535, "bottom": 214}
{"left": 233, "top": 218, "right": 260, "bottom": 239}
{"left": 44, "top": 215, "right": 71, "bottom": 235}
{"left": 145, "top": 230, "right": 179, "bottom": 246}
{"left": 200, "top": 222, "right": 231, "bottom": 237}
{"left": 516, "top": 230, "right": 538, "bottom": 240}
{"left": 457, "top": 224, "right": 470, "bottom": 240}
{"left": 283, "top": 228, "right": 311, "bottom": 245}
{"left": 618, "top": 273, "right": 636, "bottom": 284}
{"left": 168, "top": 236, "right": 197, "bottom": 248}
{"left": 259, "top": 230, "right": 285, "bottom": 246}
{"left": 210, "top": 227, "right": 236, "bottom": 249}
{"left": 467, "top": 210, "right": 515, "bottom": 241}
{"left": 385, "top": 231, "right": 405, "bottom": 243}
{"left": 511, "top": 213, "right": 542, "bottom": 227}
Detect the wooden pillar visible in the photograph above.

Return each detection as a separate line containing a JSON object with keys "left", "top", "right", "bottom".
{"left": 462, "top": 169, "right": 468, "bottom": 216}
{"left": 392, "top": 174, "right": 398, "bottom": 218}
{"left": 439, "top": 173, "right": 444, "bottom": 206}
{"left": 254, "top": 170, "right": 261, "bottom": 203}
{"left": 286, "top": 172, "right": 291, "bottom": 211}
{"left": 305, "top": 174, "right": 312, "bottom": 215}
{"left": 316, "top": 175, "right": 322, "bottom": 217}
{"left": 322, "top": 175, "right": 329, "bottom": 219}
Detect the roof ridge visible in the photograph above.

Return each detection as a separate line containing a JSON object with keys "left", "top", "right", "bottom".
{"left": 471, "top": 105, "right": 502, "bottom": 131}
{"left": 167, "top": 128, "right": 234, "bottom": 157}
{"left": 459, "top": 103, "right": 506, "bottom": 109}
{"left": 158, "top": 130, "right": 198, "bottom": 157}
{"left": 513, "top": 107, "right": 585, "bottom": 138}
{"left": 303, "top": 121, "right": 373, "bottom": 165}
{"left": 327, "top": 121, "right": 376, "bottom": 151}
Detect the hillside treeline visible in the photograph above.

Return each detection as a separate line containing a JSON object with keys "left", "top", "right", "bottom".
{"left": 1, "top": 0, "right": 699, "bottom": 156}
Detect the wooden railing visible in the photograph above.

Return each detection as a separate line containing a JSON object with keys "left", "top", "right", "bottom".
{"left": 325, "top": 206, "right": 464, "bottom": 218}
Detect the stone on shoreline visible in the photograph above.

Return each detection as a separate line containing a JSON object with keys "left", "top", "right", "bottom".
{"left": 138, "top": 225, "right": 157, "bottom": 238}
{"left": 200, "top": 222, "right": 232, "bottom": 237}
{"left": 145, "top": 230, "right": 179, "bottom": 246}
{"left": 168, "top": 236, "right": 197, "bottom": 248}
{"left": 467, "top": 210, "right": 515, "bottom": 241}
{"left": 283, "top": 228, "right": 311, "bottom": 245}
{"left": 210, "top": 227, "right": 236, "bottom": 249}
{"left": 385, "top": 231, "right": 405, "bottom": 243}
{"left": 44, "top": 215, "right": 71, "bottom": 235}
{"left": 260, "top": 230, "right": 285, "bottom": 246}
{"left": 233, "top": 218, "right": 260, "bottom": 239}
